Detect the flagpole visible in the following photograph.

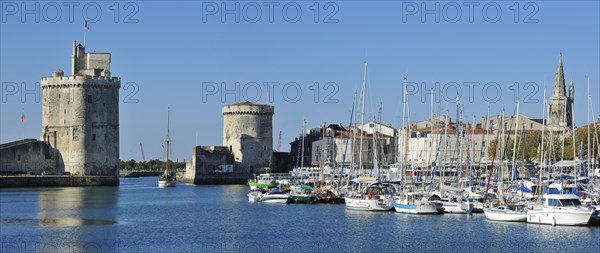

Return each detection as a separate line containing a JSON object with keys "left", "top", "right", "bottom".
{"left": 83, "top": 21, "right": 87, "bottom": 47}
{"left": 83, "top": 20, "right": 88, "bottom": 48}
{"left": 21, "top": 109, "right": 24, "bottom": 141}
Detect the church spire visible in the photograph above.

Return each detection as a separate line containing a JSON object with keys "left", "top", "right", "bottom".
{"left": 552, "top": 52, "right": 566, "bottom": 97}
{"left": 569, "top": 80, "right": 574, "bottom": 99}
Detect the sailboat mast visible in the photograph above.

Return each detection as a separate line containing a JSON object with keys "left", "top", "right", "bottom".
{"left": 400, "top": 75, "right": 408, "bottom": 188}
{"left": 358, "top": 62, "right": 367, "bottom": 176}
{"left": 587, "top": 77, "right": 591, "bottom": 179}
{"left": 166, "top": 108, "right": 170, "bottom": 173}
{"left": 301, "top": 119, "right": 305, "bottom": 168}
{"left": 499, "top": 110, "right": 505, "bottom": 186}
{"left": 571, "top": 96, "right": 577, "bottom": 179}
{"left": 511, "top": 99, "right": 520, "bottom": 182}
{"left": 340, "top": 93, "right": 356, "bottom": 185}
{"left": 320, "top": 123, "right": 326, "bottom": 184}
{"left": 539, "top": 87, "right": 546, "bottom": 201}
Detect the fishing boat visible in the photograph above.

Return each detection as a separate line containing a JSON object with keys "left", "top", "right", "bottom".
{"left": 527, "top": 194, "right": 593, "bottom": 226}
{"left": 248, "top": 173, "right": 276, "bottom": 190}
{"left": 345, "top": 183, "right": 395, "bottom": 211}
{"left": 158, "top": 108, "right": 176, "bottom": 188}
{"left": 289, "top": 184, "right": 318, "bottom": 204}
{"left": 260, "top": 189, "right": 290, "bottom": 204}
{"left": 393, "top": 192, "right": 438, "bottom": 214}
{"left": 483, "top": 205, "right": 527, "bottom": 222}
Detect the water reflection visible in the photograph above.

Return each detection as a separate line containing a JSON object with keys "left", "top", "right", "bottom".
{"left": 42, "top": 187, "right": 118, "bottom": 252}
{"left": 37, "top": 187, "right": 118, "bottom": 227}
{"left": 1, "top": 178, "right": 598, "bottom": 253}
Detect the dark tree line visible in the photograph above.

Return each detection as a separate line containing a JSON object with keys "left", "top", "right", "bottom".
{"left": 119, "top": 159, "right": 186, "bottom": 171}
{"left": 488, "top": 125, "right": 599, "bottom": 162}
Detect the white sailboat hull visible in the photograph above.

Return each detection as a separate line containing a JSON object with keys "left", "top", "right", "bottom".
{"left": 433, "top": 201, "right": 467, "bottom": 214}
{"left": 393, "top": 203, "right": 438, "bottom": 214}
{"left": 345, "top": 198, "right": 394, "bottom": 211}
{"left": 527, "top": 208, "right": 592, "bottom": 226}
{"left": 484, "top": 208, "right": 527, "bottom": 222}
{"left": 158, "top": 180, "right": 176, "bottom": 188}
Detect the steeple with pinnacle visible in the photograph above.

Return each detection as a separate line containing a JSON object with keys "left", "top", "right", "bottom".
{"left": 548, "top": 52, "right": 574, "bottom": 130}
{"left": 552, "top": 52, "right": 566, "bottom": 97}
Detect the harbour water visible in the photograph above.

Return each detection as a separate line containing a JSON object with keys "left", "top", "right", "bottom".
{"left": 1, "top": 177, "right": 598, "bottom": 253}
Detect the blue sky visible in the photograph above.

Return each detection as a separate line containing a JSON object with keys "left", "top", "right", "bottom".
{"left": 1, "top": 1, "right": 599, "bottom": 161}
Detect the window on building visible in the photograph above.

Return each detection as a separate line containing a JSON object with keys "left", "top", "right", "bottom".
{"left": 87, "top": 95, "right": 92, "bottom": 103}
{"left": 530, "top": 123, "right": 534, "bottom": 129}
{"left": 104, "top": 133, "right": 107, "bottom": 140}
{"left": 17, "top": 154, "right": 21, "bottom": 161}
{"left": 92, "top": 134, "right": 96, "bottom": 141}
{"left": 482, "top": 141, "right": 486, "bottom": 147}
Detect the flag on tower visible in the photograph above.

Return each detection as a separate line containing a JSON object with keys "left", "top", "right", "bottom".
{"left": 85, "top": 20, "right": 90, "bottom": 30}
{"left": 21, "top": 113, "right": 24, "bottom": 123}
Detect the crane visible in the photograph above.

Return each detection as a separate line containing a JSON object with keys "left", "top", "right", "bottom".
{"left": 276, "top": 130, "right": 282, "bottom": 152}
{"left": 139, "top": 142, "right": 146, "bottom": 162}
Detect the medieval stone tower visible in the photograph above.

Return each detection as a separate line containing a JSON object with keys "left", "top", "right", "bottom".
{"left": 222, "top": 101, "right": 273, "bottom": 174}
{"left": 548, "top": 52, "right": 574, "bottom": 131}
{"left": 40, "top": 41, "right": 120, "bottom": 176}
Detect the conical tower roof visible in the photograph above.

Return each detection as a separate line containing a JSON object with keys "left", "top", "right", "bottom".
{"left": 552, "top": 52, "right": 566, "bottom": 97}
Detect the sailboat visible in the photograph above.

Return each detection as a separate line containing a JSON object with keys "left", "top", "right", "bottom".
{"left": 483, "top": 204, "right": 527, "bottom": 222}
{"left": 344, "top": 62, "right": 395, "bottom": 211}
{"left": 158, "top": 108, "right": 177, "bottom": 188}
{"left": 393, "top": 75, "right": 437, "bottom": 214}
{"left": 484, "top": 101, "right": 528, "bottom": 221}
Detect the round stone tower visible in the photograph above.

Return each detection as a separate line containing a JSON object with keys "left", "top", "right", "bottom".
{"left": 222, "top": 101, "right": 274, "bottom": 174}
{"left": 40, "top": 42, "right": 120, "bottom": 176}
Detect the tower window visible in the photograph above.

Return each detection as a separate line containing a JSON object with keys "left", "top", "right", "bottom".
{"left": 92, "top": 134, "right": 96, "bottom": 141}
{"left": 17, "top": 154, "right": 21, "bottom": 161}
{"left": 104, "top": 133, "right": 107, "bottom": 140}
{"left": 88, "top": 95, "right": 92, "bottom": 103}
